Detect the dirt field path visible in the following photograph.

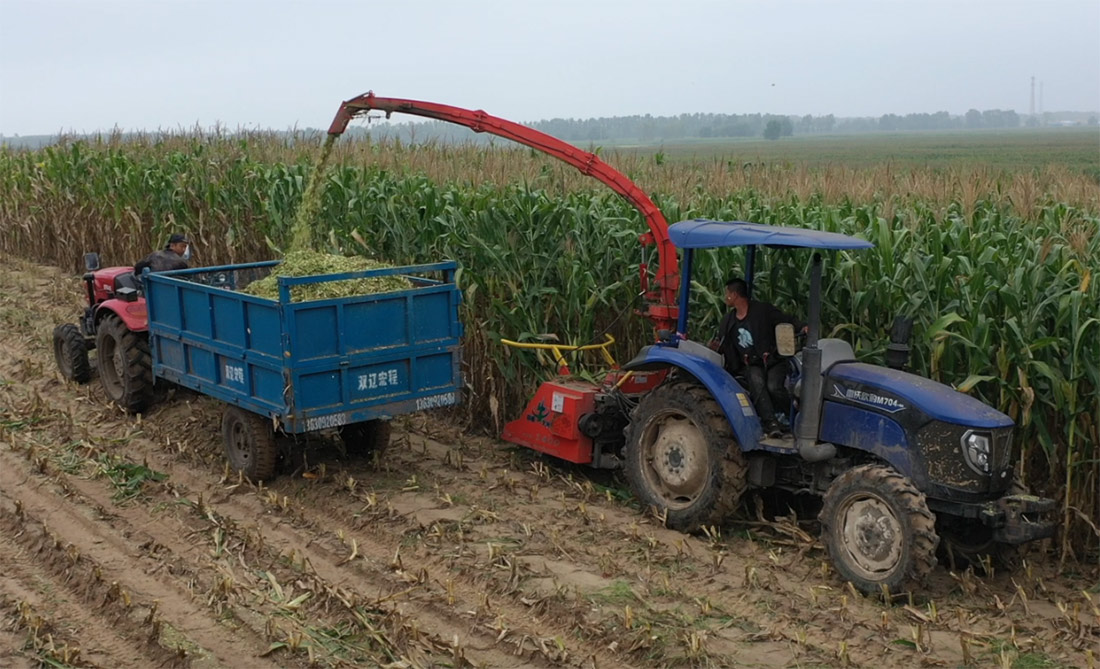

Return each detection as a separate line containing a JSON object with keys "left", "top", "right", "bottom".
{"left": 1, "top": 257, "right": 1096, "bottom": 668}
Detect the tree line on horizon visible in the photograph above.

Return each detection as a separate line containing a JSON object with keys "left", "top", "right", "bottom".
{"left": 3, "top": 108, "right": 1096, "bottom": 150}
{"left": 344, "top": 107, "right": 1099, "bottom": 145}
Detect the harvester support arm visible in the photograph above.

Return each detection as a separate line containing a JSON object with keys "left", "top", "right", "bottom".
{"left": 329, "top": 91, "right": 679, "bottom": 332}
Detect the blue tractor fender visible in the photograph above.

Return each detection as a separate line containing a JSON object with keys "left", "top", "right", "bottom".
{"left": 623, "top": 344, "right": 764, "bottom": 449}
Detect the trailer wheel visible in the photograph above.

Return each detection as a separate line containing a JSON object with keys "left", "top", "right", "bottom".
{"left": 820, "top": 464, "right": 939, "bottom": 596}
{"left": 339, "top": 419, "right": 392, "bottom": 457}
{"left": 221, "top": 407, "right": 278, "bottom": 481}
{"left": 624, "top": 380, "right": 747, "bottom": 531}
{"left": 54, "top": 323, "right": 92, "bottom": 383}
{"left": 95, "top": 314, "right": 152, "bottom": 413}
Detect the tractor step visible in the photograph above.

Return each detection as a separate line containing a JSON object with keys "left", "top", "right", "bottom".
{"left": 757, "top": 434, "right": 797, "bottom": 452}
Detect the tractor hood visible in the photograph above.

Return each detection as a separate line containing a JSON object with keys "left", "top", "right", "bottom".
{"left": 826, "top": 362, "right": 1012, "bottom": 429}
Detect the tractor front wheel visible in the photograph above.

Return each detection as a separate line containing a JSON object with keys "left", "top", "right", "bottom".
{"left": 624, "top": 380, "right": 747, "bottom": 531}
{"left": 221, "top": 406, "right": 278, "bottom": 481}
{"left": 338, "top": 419, "right": 392, "bottom": 457}
{"left": 54, "top": 323, "right": 92, "bottom": 383}
{"left": 95, "top": 315, "right": 152, "bottom": 413}
{"left": 820, "top": 464, "right": 939, "bottom": 596}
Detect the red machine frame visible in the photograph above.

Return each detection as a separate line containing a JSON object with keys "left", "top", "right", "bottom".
{"left": 328, "top": 91, "right": 677, "bottom": 464}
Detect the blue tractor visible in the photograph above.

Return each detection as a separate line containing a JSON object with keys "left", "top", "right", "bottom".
{"left": 621, "top": 219, "right": 1055, "bottom": 594}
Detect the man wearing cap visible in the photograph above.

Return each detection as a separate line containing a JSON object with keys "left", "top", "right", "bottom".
{"left": 134, "top": 234, "right": 191, "bottom": 275}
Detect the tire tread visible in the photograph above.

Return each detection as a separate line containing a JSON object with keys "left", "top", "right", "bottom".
{"left": 820, "top": 463, "right": 939, "bottom": 595}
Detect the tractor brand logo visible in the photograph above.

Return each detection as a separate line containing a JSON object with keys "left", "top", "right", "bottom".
{"left": 832, "top": 384, "right": 906, "bottom": 413}
{"left": 526, "top": 401, "right": 551, "bottom": 428}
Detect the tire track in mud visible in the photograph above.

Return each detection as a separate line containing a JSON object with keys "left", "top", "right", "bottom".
{"left": 0, "top": 453, "right": 262, "bottom": 668}
{"left": 0, "top": 496, "right": 190, "bottom": 668}
{"left": 0, "top": 362, "right": 582, "bottom": 664}
{"left": 0, "top": 417, "right": 505, "bottom": 668}
{"left": 396, "top": 432, "right": 1100, "bottom": 667}
{"left": 0, "top": 539, "right": 147, "bottom": 669}
{"left": 1, "top": 258, "right": 1097, "bottom": 668}
{"left": 17, "top": 405, "right": 629, "bottom": 668}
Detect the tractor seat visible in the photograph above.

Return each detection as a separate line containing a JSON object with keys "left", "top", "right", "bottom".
{"left": 817, "top": 338, "right": 856, "bottom": 372}
{"left": 787, "top": 338, "right": 857, "bottom": 399}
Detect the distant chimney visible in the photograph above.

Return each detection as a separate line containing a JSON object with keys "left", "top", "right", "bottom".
{"left": 1030, "top": 76, "right": 1035, "bottom": 118}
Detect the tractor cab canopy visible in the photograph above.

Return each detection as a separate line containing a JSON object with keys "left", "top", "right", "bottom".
{"left": 669, "top": 219, "right": 874, "bottom": 250}
{"left": 667, "top": 219, "right": 874, "bottom": 342}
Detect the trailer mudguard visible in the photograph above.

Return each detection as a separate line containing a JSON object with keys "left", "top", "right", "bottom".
{"left": 624, "top": 345, "right": 765, "bottom": 449}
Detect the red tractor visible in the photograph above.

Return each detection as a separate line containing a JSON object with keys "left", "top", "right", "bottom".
{"left": 53, "top": 253, "right": 153, "bottom": 413}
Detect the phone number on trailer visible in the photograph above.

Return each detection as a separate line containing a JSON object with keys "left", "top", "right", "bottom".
{"left": 416, "top": 392, "right": 457, "bottom": 411}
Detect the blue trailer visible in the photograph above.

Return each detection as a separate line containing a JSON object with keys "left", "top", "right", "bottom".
{"left": 61, "top": 255, "right": 463, "bottom": 480}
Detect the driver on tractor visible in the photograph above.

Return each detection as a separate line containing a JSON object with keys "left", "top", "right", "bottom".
{"left": 713, "top": 277, "right": 805, "bottom": 438}
{"left": 134, "top": 233, "right": 191, "bottom": 275}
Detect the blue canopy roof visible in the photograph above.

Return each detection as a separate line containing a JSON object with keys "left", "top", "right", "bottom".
{"left": 669, "top": 219, "right": 874, "bottom": 250}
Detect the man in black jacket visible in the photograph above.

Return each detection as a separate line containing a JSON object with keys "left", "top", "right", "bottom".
{"left": 715, "top": 277, "right": 804, "bottom": 437}
{"left": 134, "top": 233, "right": 190, "bottom": 275}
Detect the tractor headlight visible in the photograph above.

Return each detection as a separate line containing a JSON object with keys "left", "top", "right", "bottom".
{"left": 962, "top": 430, "right": 992, "bottom": 475}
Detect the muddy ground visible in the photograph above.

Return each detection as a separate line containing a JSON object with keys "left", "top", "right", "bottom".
{"left": 0, "top": 258, "right": 1096, "bottom": 668}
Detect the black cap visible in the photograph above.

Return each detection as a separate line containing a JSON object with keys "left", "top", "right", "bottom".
{"left": 167, "top": 233, "right": 190, "bottom": 245}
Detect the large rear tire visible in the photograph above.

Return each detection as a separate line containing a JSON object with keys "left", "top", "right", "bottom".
{"left": 338, "top": 419, "right": 392, "bottom": 457}
{"left": 95, "top": 315, "right": 152, "bottom": 413}
{"left": 221, "top": 406, "right": 278, "bottom": 481}
{"left": 54, "top": 323, "right": 92, "bottom": 383}
{"left": 820, "top": 464, "right": 939, "bottom": 596}
{"left": 624, "top": 380, "right": 747, "bottom": 531}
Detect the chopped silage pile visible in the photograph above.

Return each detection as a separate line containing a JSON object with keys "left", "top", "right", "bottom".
{"left": 242, "top": 250, "right": 412, "bottom": 302}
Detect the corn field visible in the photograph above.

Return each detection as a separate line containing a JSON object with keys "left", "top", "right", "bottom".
{"left": 0, "top": 130, "right": 1096, "bottom": 558}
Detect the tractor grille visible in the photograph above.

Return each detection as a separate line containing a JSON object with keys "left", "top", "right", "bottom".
{"left": 918, "top": 422, "right": 1016, "bottom": 498}
{"left": 992, "top": 427, "right": 1015, "bottom": 472}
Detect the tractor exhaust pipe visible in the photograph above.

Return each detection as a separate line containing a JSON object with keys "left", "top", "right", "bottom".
{"left": 885, "top": 315, "right": 913, "bottom": 370}
{"left": 796, "top": 254, "right": 835, "bottom": 462}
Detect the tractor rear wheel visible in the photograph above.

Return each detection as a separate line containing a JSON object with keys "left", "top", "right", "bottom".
{"left": 624, "top": 380, "right": 747, "bottom": 531}
{"left": 820, "top": 464, "right": 939, "bottom": 596}
{"left": 221, "top": 406, "right": 278, "bottom": 481}
{"left": 338, "top": 419, "right": 392, "bottom": 457}
{"left": 54, "top": 323, "right": 92, "bottom": 383}
{"left": 95, "top": 315, "right": 152, "bottom": 413}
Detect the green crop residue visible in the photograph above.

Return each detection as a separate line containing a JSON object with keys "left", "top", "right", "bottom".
{"left": 242, "top": 250, "right": 411, "bottom": 302}
{"left": 97, "top": 456, "right": 168, "bottom": 502}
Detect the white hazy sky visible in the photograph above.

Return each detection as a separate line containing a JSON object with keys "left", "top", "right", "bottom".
{"left": 1, "top": 0, "right": 1098, "bottom": 136}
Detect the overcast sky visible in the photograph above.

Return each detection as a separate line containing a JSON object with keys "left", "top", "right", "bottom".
{"left": 1, "top": 0, "right": 1097, "bottom": 136}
